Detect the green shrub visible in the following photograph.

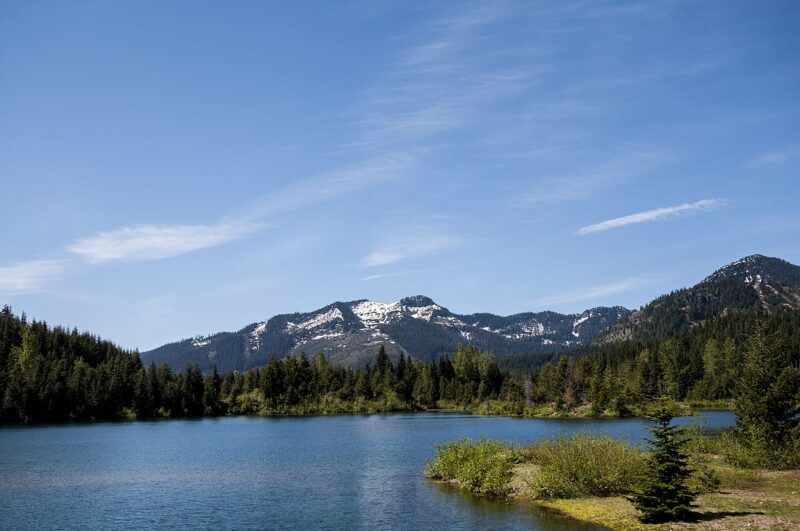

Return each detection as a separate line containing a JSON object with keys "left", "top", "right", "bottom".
{"left": 715, "top": 428, "right": 800, "bottom": 469}
{"left": 692, "top": 464, "right": 721, "bottom": 493}
{"left": 520, "top": 434, "right": 646, "bottom": 499}
{"left": 425, "top": 438, "right": 517, "bottom": 496}
{"left": 474, "top": 400, "right": 524, "bottom": 416}
{"left": 682, "top": 423, "right": 721, "bottom": 494}
{"left": 637, "top": 399, "right": 692, "bottom": 418}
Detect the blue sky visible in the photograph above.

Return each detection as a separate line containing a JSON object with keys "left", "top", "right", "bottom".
{"left": 1, "top": 0, "right": 799, "bottom": 351}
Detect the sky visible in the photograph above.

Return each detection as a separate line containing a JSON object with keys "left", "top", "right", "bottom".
{"left": 1, "top": 0, "right": 799, "bottom": 351}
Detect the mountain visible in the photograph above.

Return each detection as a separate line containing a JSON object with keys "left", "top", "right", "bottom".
{"left": 599, "top": 254, "right": 800, "bottom": 343}
{"left": 142, "top": 296, "right": 630, "bottom": 373}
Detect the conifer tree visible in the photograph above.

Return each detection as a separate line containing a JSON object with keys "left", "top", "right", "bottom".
{"left": 737, "top": 323, "right": 799, "bottom": 445}
{"left": 633, "top": 408, "right": 696, "bottom": 523}
{"left": 355, "top": 368, "right": 371, "bottom": 398}
{"left": 375, "top": 344, "right": 390, "bottom": 376}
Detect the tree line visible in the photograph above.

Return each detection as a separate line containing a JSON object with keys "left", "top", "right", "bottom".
{"left": 1, "top": 305, "right": 798, "bottom": 439}
{"left": 0, "top": 306, "right": 507, "bottom": 422}
{"left": 514, "top": 308, "right": 800, "bottom": 416}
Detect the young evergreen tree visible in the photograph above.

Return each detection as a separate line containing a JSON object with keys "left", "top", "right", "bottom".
{"left": 633, "top": 407, "right": 696, "bottom": 523}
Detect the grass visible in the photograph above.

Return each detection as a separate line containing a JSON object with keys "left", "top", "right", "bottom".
{"left": 424, "top": 438, "right": 518, "bottom": 496}
{"left": 425, "top": 434, "right": 645, "bottom": 499}
{"left": 540, "top": 466, "right": 800, "bottom": 529}
{"left": 516, "top": 399, "right": 700, "bottom": 419}
{"left": 517, "top": 434, "right": 646, "bottom": 499}
{"left": 682, "top": 399, "right": 735, "bottom": 410}
{"left": 425, "top": 432, "right": 800, "bottom": 529}
{"left": 538, "top": 497, "right": 654, "bottom": 530}
{"left": 713, "top": 430, "right": 800, "bottom": 470}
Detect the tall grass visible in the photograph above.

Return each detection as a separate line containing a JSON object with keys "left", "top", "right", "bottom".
{"left": 425, "top": 434, "right": 648, "bottom": 499}
{"left": 519, "top": 434, "right": 647, "bottom": 499}
{"left": 424, "top": 438, "right": 518, "bottom": 496}
{"left": 714, "top": 429, "right": 800, "bottom": 470}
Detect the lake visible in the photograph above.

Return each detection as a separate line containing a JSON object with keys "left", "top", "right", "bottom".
{"left": 0, "top": 411, "right": 734, "bottom": 530}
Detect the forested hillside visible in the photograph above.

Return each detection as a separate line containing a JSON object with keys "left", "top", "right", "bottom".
{"left": 0, "top": 306, "right": 507, "bottom": 422}
{"left": 506, "top": 308, "right": 800, "bottom": 415}
{"left": 599, "top": 254, "right": 800, "bottom": 343}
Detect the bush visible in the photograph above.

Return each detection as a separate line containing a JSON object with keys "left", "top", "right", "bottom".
{"left": 425, "top": 438, "right": 517, "bottom": 496}
{"left": 520, "top": 434, "right": 646, "bottom": 499}
{"left": 682, "top": 423, "right": 721, "bottom": 494}
{"left": 715, "top": 428, "right": 800, "bottom": 469}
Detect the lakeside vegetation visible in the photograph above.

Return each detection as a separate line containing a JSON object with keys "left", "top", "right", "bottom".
{"left": 1, "top": 306, "right": 798, "bottom": 428}
{"left": 425, "top": 344, "right": 800, "bottom": 528}
{"left": 427, "top": 432, "right": 800, "bottom": 529}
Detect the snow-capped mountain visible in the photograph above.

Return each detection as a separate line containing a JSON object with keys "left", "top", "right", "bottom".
{"left": 142, "top": 296, "right": 631, "bottom": 372}
{"left": 598, "top": 254, "right": 800, "bottom": 344}
{"left": 702, "top": 254, "right": 800, "bottom": 288}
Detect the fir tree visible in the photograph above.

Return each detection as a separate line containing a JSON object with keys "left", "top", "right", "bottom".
{"left": 633, "top": 408, "right": 696, "bottom": 523}
{"left": 375, "top": 344, "right": 390, "bottom": 376}
{"left": 736, "top": 322, "right": 800, "bottom": 450}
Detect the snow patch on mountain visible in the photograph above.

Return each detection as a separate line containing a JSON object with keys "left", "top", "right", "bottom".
{"left": 287, "top": 307, "right": 344, "bottom": 331}
{"left": 520, "top": 322, "right": 545, "bottom": 336}
{"left": 192, "top": 336, "right": 210, "bottom": 347}
{"left": 311, "top": 331, "right": 344, "bottom": 341}
{"left": 351, "top": 300, "right": 403, "bottom": 326}
{"left": 351, "top": 299, "right": 454, "bottom": 327}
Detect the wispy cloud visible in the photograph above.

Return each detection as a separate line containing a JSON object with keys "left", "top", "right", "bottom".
{"left": 521, "top": 150, "right": 670, "bottom": 205}
{"left": 529, "top": 276, "right": 656, "bottom": 308}
{"left": 756, "top": 145, "right": 800, "bottom": 164}
{"left": 577, "top": 198, "right": 726, "bottom": 236}
{"left": 231, "top": 154, "right": 414, "bottom": 224}
{"left": 346, "top": 2, "right": 539, "bottom": 151}
{"left": 10, "top": 153, "right": 408, "bottom": 275}
{"left": 0, "top": 259, "right": 66, "bottom": 295}
{"left": 67, "top": 222, "right": 264, "bottom": 264}
{"left": 358, "top": 269, "right": 423, "bottom": 282}
{"left": 360, "top": 227, "right": 462, "bottom": 267}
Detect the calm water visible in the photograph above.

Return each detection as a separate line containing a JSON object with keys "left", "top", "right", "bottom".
{"left": 0, "top": 411, "right": 734, "bottom": 530}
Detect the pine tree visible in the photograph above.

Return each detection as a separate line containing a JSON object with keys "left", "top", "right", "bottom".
{"left": 355, "top": 368, "right": 371, "bottom": 398}
{"left": 203, "top": 365, "right": 222, "bottom": 416}
{"left": 633, "top": 408, "right": 696, "bottom": 523}
{"left": 736, "top": 322, "right": 799, "bottom": 448}
{"left": 375, "top": 344, "right": 390, "bottom": 376}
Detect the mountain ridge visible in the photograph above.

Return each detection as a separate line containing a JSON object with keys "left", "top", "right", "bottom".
{"left": 142, "top": 298, "right": 631, "bottom": 372}
{"left": 142, "top": 254, "right": 800, "bottom": 373}
{"left": 597, "top": 254, "right": 800, "bottom": 344}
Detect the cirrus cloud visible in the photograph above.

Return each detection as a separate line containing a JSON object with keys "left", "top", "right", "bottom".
{"left": 0, "top": 259, "right": 67, "bottom": 295}
{"left": 360, "top": 227, "right": 462, "bottom": 268}
{"left": 67, "top": 222, "right": 264, "bottom": 264}
{"left": 577, "top": 198, "right": 726, "bottom": 236}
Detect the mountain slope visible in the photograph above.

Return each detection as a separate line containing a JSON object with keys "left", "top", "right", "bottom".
{"left": 599, "top": 254, "right": 800, "bottom": 343}
{"left": 142, "top": 296, "right": 630, "bottom": 372}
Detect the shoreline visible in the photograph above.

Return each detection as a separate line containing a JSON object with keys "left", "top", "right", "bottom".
{"left": 425, "top": 438, "right": 800, "bottom": 530}
{"left": 0, "top": 400, "right": 735, "bottom": 427}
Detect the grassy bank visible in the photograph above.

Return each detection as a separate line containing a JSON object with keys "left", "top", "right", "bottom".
{"left": 425, "top": 436, "right": 800, "bottom": 530}
{"left": 441, "top": 398, "right": 734, "bottom": 418}
{"left": 538, "top": 465, "right": 800, "bottom": 530}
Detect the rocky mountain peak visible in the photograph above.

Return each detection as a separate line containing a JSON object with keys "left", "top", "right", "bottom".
{"left": 703, "top": 254, "right": 800, "bottom": 287}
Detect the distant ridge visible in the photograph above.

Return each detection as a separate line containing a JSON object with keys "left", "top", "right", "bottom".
{"left": 143, "top": 254, "right": 800, "bottom": 373}
{"left": 142, "top": 297, "right": 630, "bottom": 372}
